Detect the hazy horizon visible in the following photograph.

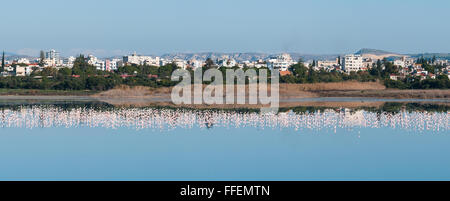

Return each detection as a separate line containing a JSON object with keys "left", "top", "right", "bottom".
{"left": 1, "top": 0, "right": 449, "bottom": 57}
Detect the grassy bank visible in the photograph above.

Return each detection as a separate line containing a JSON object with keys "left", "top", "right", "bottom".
{"left": 1, "top": 81, "right": 449, "bottom": 99}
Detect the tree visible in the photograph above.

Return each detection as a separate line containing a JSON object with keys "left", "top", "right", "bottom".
{"left": 39, "top": 50, "right": 45, "bottom": 67}
{"left": 205, "top": 58, "right": 215, "bottom": 68}
{"left": 58, "top": 67, "right": 72, "bottom": 76}
{"left": 307, "top": 66, "right": 318, "bottom": 83}
{"left": 1, "top": 51, "right": 4, "bottom": 72}
{"left": 41, "top": 67, "right": 58, "bottom": 76}
{"left": 290, "top": 59, "right": 308, "bottom": 83}
{"left": 72, "top": 55, "right": 97, "bottom": 75}
{"left": 382, "top": 59, "right": 397, "bottom": 77}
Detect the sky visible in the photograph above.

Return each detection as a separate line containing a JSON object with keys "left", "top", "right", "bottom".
{"left": 0, "top": 0, "right": 449, "bottom": 57}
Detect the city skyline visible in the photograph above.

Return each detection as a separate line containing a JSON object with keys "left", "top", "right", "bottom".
{"left": 1, "top": 0, "right": 449, "bottom": 57}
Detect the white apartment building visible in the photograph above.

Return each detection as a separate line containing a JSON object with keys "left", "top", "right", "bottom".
{"left": 394, "top": 56, "right": 415, "bottom": 68}
{"left": 44, "top": 49, "right": 62, "bottom": 66}
{"left": 362, "top": 58, "right": 375, "bottom": 68}
{"left": 63, "top": 56, "right": 76, "bottom": 68}
{"left": 342, "top": 54, "right": 363, "bottom": 72}
{"left": 123, "top": 53, "right": 160, "bottom": 66}
{"left": 86, "top": 55, "right": 107, "bottom": 71}
{"left": 44, "top": 58, "right": 58, "bottom": 67}
{"left": 144, "top": 57, "right": 160, "bottom": 66}
{"left": 267, "top": 53, "right": 295, "bottom": 71}
{"left": 15, "top": 66, "right": 32, "bottom": 76}
{"left": 109, "top": 58, "right": 122, "bottom": 71}
{"left": 316, "top": 59, "right": 338, "bottom": 71}
{"left": 46, "top": 49, "right": 60, "bottom": 60}
{"left": 239, "top": 59, "right": 268, "bottom": 68}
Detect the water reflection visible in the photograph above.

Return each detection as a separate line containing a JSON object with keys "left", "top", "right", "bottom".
{"left": 0, "top": 104, "right": 447, "bottom": 132}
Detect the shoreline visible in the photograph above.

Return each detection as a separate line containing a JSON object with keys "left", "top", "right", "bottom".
{"left": 1, "top": 89, "right": 448, "bottom": 100}
{"left": 0, "top": 82, "right": 449, "bottom": 99}
{"left": 0, "top": 82, "right": 449, "bottom": 108}
{"left": 0, "top": 94, "right": 448, "bottom": 109}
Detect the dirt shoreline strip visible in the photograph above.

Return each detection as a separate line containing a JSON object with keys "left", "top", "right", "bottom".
{"left": 93, "top": 83, "right": 450, "bottom": 100}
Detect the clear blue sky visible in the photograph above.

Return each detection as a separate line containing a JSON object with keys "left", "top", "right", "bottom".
{"left": 1, "top": 0, "right": 449, "bottom": 57}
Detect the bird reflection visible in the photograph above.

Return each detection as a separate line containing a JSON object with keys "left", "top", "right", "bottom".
{"left": 0, "top": 106, "right": 447, "bottom": 132}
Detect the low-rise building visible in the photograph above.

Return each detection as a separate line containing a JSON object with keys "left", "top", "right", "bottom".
{"left": 15, "top": 66, "right": 32, "bottom": 76}
{"left": 316, "top": 59, "right": 339, "bottom": 71}
{"left": 123, "top": 52, "right": 160, "bottom": 66}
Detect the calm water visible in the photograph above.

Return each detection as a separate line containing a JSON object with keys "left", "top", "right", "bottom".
{"left": 0, "top": 101, "right": 448, "bottom": 181}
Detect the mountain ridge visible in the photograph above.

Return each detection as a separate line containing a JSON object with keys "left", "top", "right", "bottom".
{"left": 3, "top": 49, "right": 450, "bottom": 61}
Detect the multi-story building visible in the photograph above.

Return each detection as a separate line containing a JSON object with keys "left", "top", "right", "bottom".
{"left": 105, "top": 59, "right": 122, "bottom": 71}
{"left": 104, "top": 60, "right": 111, "bottom": 71}
{"left": 46, "top": 49, "right": 60, "bottom": 60}
{"left": 362, "top": 58, "right": 375, "bottom": 69}
{"left": 44, "top": 49, "right": 62, "bottom": 67}
{"left": 110, "top": 58, "right": 122, "bottom": 70}
{"left": 144, "top": 57, "right": 160, "bottom": 67}
{"left": 123, "top": 52, "right": 159, "bottom": 66}
{"left": 63, "top": 56, "right": 76, "bottom": 68}
{"left": 87, "top": 55, "right": 98, "bottom": 65}
{"left": 393, "top": 56, "right": 415, "bottom": 68}
{"left": 86, "top": 55, "right": 107, "bottom": 71}
{"left": 267, "top": 53, "right": 295, "bottom": 71}
{"left": 342, "top": 54, "right": 363, "bottom": 72}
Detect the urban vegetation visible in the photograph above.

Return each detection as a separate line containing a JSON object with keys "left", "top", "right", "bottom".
{"left": 281, "top": 58, "right": 449, "bottom": 89}
{"left": 0, "top": 54, "right": 448, "bottom": 92}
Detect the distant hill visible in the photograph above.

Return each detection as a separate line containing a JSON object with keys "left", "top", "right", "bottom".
{"left": 4, "top": 49, "right": 449, "bottom": 62}
{"left": 160, "top": 52, "right": 271, "bottom": 62}
{"left": 160, "top": 52, "right": 339, "bottom": 62}
{"left": 354, "top": 48, "right": 405, "bottom": 60}
{"left": 355, "top": 48, "right": 397, "bottom": 55}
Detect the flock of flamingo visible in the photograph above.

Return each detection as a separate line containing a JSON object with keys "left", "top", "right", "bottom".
{"left": 0, "top": 106, "right": 447, "bottom": 132}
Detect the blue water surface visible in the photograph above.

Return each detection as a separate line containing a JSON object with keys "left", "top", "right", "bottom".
{"left": 0, "top": 124, "right": 448, "bottom": 181}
